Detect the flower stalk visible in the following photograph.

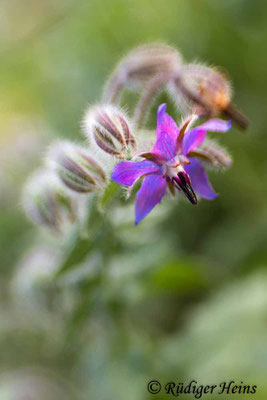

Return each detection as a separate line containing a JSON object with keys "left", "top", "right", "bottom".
{"left": 22, "top": 42, "right": 248, "bottom": 231}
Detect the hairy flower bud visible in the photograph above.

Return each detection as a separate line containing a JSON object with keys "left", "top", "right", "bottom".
{"left": 22, "top": 170, "right": 76, "bottom": 231}
{"left": 188, "top": 139, "right": 232, "bottom": 169}
{"left": 83, "top": 105, "right": 136, "bottom": 158}
{"left": 173, "top": 64, "right": 231, "bottom": 113}
{"left": 200, "top": 139, "right": 232, "bottom": 168}
{"left": 103, "top": 43, "right": 182, "bottom": 102}
{"left": 117, "top": 43, "right": 182, "bottom": 85}
{"left": 48, "top": 141, "right": 107, "bottom": 193}
{"left": 173, "top": 64, "right": 248, "bottom": 129}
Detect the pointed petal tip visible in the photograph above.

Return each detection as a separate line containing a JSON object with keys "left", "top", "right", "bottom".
{"left": 134, "top": 218, "right": 140, "bottom": 226}
{"left": 221, "top": 119, "right": 232, "bottom": 132}
{"left": 154, "top": 103, "right": 180, "bottom": 161}
{"left": 157, "top": 103, "right": 167, "bottom": 117}
{"left": 206, "top": 192, "right": 218, "bottom": 200}
{"left": 201, "top": 118, "right": 232, "bottom": 133}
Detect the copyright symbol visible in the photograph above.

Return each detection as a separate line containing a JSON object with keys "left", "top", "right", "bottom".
{"left": 147, "top": 380, "right": 161, "bottom": 394}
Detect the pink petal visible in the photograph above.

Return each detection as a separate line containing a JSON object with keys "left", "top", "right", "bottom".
{"left": 184, "top": 157, "right": 218, "bottom": 200}
{"left": 135, "top": 174, "right": 167, "bottom": 225}
{"left": 152, "top": 104, "right": 180, "bottom": 161}
{"left": 112, "top": 160, "right": 162, "bottom": 186}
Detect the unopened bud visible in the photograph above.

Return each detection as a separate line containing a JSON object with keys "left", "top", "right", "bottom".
{"left": 118, "top": 43, "right": 182, "bottom": 85}
{"left": 103, "top": 43, "right": 182, "bottom": 103}
{"left": 173, "top": 64, "right": 248, "bottom": 129}
{"left": 200, "top": 139, "right": 232, "bottom": 168}
{"left": 22, "top": 170, "right": 76, "bottom": 231}
{"left": 48, "top": 141, "right": 107, "bottom": 193}
{"left": 174, "top": 64, "right": 232, "bottom": 114}
{"left": 83, "top": 105, "right": 136, "bottom": 158}
{"left": 190, "top": 139, "right": 232, "bottom": 168}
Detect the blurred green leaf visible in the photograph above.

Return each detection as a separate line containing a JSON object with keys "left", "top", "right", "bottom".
{"left": 54, "top": 231, "right": 92, "bottom": 277}
{"left": 148, "top": 260, "right": 209, "bottom": 292}
{"left": 100, "top": 181, "right": 120, "bottom": 210}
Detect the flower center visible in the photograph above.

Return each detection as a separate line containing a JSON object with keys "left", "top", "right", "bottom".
{"left": 164, "top": 155, "right": 189, "bottom": 178}
{"left": 164, "top": 156, "right": 197, "bottom": 205}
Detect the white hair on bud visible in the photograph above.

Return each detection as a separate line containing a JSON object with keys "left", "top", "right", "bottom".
{"left": 46, "top": 139, "right": 76, "bottom": 168}
{"left": 46, "top": 139, "right": 108, "bottom": 195}
{"left": 200, "top": 138, "right": 232, "bottom": 169}
{"left": 82, "top": 103, "right": 132, "bottom": 139}
{"left": 23, "top": 169, "right": 61, "bottom": 199}
{"left": 81, "top": 125, "right": 118, "bottom": 180}
{"left": 108, "top": 43, "right": 183, "bottom": 87}
{"left": 81, "top": 103, "right": 136, "bottom": 164}
{"left": 167, "top": 81, "right": 191, "bottom": 114}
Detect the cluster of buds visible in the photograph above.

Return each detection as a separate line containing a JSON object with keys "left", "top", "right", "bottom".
{"left": 48, "top": 141, "right": 107, "bottom": 193}
{"left": 22, "top": 105, "right": 135, "bottom": 231}
{"left": 83, "top": 105, "right": 136, "bottom": 159}
{"left": 22, "top": 170, "right": 76, "bottom": 232}
{"left": 103, "top": 43, "right": 248, "bottom": 130}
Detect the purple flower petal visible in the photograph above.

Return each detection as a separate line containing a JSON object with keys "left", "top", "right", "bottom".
{"left": 185, "top": 157, "right": 218, "bottom": 200}
{"left": 182, "top": 119, "right": 231, "bottom": 156}
{"left": 182, "top": 128, "right": 206, "bottom": 155}
{"left": 199, "top": 119, "right": 232, "bottom": 132}
{"left": 135, "top": 174, "right": 167, "bottom": 225}
{"left": 112, "top": 160, "right": 162, "bottom": 186}
{"left": 152, "top": 104, "right": 180, "bottom": 161}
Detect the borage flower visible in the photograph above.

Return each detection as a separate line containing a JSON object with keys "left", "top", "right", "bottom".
{"left": 112, "top": 104, "right": 231, "bottom": 225}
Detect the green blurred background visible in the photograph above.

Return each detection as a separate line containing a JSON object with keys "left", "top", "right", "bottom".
{"left": 0, "top": 0, "right": 267, "bottom": 398}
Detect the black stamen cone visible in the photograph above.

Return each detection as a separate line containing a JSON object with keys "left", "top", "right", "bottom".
{"left": 176, "top": 173, "right": 198, "bottom": 205}
{"left": 182, "top": 182, "right": 198, "bottom": 204}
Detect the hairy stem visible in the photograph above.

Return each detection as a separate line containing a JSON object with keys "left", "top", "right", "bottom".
{"left": 102, "top": 70, "right": 125, "bottom": 104}
{"left": 133, "top": 73, "right": 172, "bottom": 129}
{"left": 224, "top": 102, "right": 249, "bottom": 130}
